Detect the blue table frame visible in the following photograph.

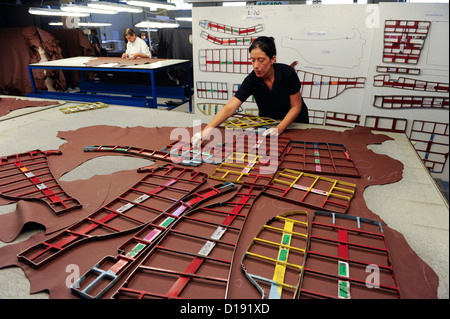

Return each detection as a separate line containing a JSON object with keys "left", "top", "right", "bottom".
{"left": 26, "top": 56, "right": 192, "bottom": 112}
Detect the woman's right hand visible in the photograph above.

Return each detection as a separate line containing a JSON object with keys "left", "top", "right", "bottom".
{"left": 191, "top": 132, "right": 202, "bottom": 148}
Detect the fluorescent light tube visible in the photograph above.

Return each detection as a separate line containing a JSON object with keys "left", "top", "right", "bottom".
{"left": 126, "top": 1, "right": 176, "bottom": 10}
{"left": 87, "top": 1, "right": 143, "bottom": 13}
{"left": 61, "top": 3, "right": 118, "bottom": 15}
{"left": 28, "top": 7, "right": 90, "bottom": 17}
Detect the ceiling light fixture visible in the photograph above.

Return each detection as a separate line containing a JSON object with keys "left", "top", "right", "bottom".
{"left": 28, "top": 7, "right": 90, "bottom": 17}
{"left": 87, "top": 1, "right": 143, "bottom": 13}
{"left": 49, "top": 21, "right": 113, "bottom": 27}
{"left": 126, "top": 1, "right": 176, "bottom": 10}
{"left": 135, "top": 17, "right": 179, "bottom": 29}
{"left": 60, "top": 3, "right": 118, "bottom": 15}
{"left": 175, "top": 17, "right": 192, "bottom": 22}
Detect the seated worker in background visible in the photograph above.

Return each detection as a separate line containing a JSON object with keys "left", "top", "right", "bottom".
{"left": 192, "top": 36, "right": 309, "bottom": 147}
{"left": 121, "top": 27, "right": 151, "bottom": 59}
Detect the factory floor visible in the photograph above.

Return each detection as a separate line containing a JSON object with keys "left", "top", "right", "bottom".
{"left": 0, "top": 96, "right": 448, "bottom": 299}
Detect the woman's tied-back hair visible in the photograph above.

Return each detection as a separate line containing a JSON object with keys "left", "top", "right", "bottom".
{"left": 249, "top": 36, "right": 276, "bottom": 59}
{"left": 124, "top": 27, "right": 136, "bottom": 37}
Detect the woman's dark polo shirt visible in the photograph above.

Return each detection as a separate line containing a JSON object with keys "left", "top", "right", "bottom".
{"left": 234, "top": 63, "right": 309, "bottom": 123}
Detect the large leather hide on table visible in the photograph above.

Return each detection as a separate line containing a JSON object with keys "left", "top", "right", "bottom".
{"left": 0, "top": 125, "right": 439, "bottom": 299}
